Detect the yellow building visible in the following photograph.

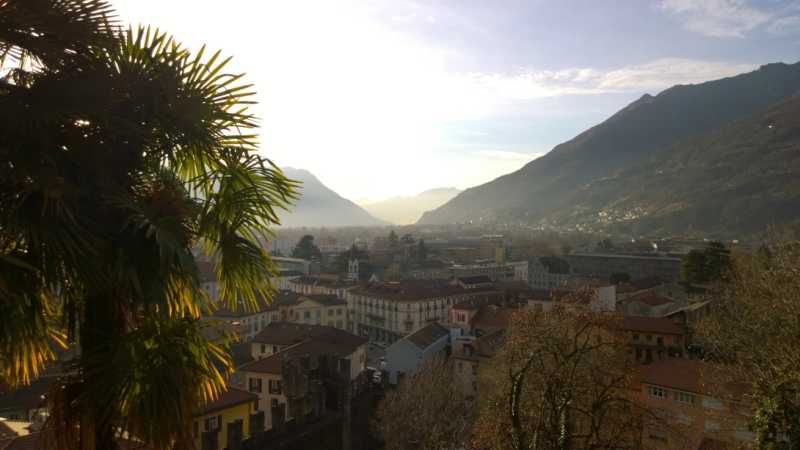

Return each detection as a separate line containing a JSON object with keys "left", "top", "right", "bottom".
{"left": 193, "top": 387, "right": 259, "bottom": 450}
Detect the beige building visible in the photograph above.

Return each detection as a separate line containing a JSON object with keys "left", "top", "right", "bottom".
{"left": 239, "top": 324, "right": 367, "bottom": 431}
{"left": 291, "top": 294, "right": 348, "bottom": 330}
{"left": 347, "top": 279, "right": 502, "bottom": 342}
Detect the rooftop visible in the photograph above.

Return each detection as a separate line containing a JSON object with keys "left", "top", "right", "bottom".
{"left": 404, "top": 322, "right": 449, "bottom": 350}
{"left": 622, "top": 316, "right": 683, "bottom": 335}
{"left": 471, "top": 305, "right": 515, "bottom": 330}
{"left": 251, "top": 322, "right": 366, "bottom": 348}
{"left": 350, "top": 280, "right": 498, "bottom": 302}
{"left": 211, "top": 291, "right": 300, "bottom": 318}
{"left": 623, "top": 290, "right": 675, "bottom": 307}
{"left": 299, "top": 294, "right": 347, "bottom": 307}
{"left": 240, "top": 332, "right": 366, "bottom": 375}
{"left": 195, "top": 387, "right": 257, "bottom": 417}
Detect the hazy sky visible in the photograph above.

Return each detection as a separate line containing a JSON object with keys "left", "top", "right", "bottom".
{"left": 115, "top": 0, "right": 800, "bottom": 203}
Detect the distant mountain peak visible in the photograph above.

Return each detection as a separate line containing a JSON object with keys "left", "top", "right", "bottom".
{"left": 276, "top": 167, "right": 387, "bottom": 228}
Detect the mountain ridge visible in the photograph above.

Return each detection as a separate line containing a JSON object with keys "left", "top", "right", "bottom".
{"left": 362, "top": 187, "right": 461, "bottom": 225}
{"left": 418, "top": 61, "right": 800, "bottom": 236}
{"left": 278, "top": 167, "right": 388, "bottom": 228}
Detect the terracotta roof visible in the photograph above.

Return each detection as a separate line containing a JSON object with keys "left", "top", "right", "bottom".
{"left": 195, "top": 387, "right": 257, "bottom": 417}
{"left": 639, "top": 358, "right": 703, "bottom": 393}
{"left": 299, "top": 294, "right": 347, "bottom": 307}
{"left": 251, "top": 322, "right": 365, "bottom": 348}
{"left": 629, "top": 276, "right": 666, "bottom": 291}
{"left": 240, "top": 333, "right": 366, "bottom": 375}
{"left": 624, "top": 290, "right": 675, "bottom": 307}
{"left": 638, "top": 358, "right": 747, "bottom": 399}
{"left": 350, "top": 280, "right": 498, "bottom": 302}
{"left": 211, "top": 291, "right": 300, "bottom": 318}
{"left": 622, "top": 316, "right": 683, "bottom": 335}
{"left": 404, "top": 323, "right": 449, "bottom": 350}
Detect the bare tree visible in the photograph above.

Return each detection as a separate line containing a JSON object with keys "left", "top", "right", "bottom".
{"left": 472, "top": 306, "right": 648, "bottom": 450}
{"left": 699, "top": 236, "right": 800, "bottom": 448}
{"left": 374, "top": 357, "right": 474, "bottom": 450}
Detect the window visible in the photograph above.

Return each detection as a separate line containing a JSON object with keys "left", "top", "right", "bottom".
{"left": 457, "top": 362, "right": 463, "bottom": 371}
{"left": 260, "top": 344, "right": 266, "bottom": 354}
{"left": 702, "top": 397, "right": 724, "bottom": 410}
{"left": 271, "top": 399, "right": 279, "bottom": 408}
{"left": 633, "top": 334, "right": 639, "bottom": 341}
{"left": 248, "top": 377, "right": 262, "bottom": 393}
{"left": 204, "top": 415, "right": 220, "bottom": 431}
{"left": 304, "top": 311, "right": 310, "bottom": 319}
{"left": 646, "top": 334, "right": 653, "bottom": 342}
{"left": 657, "top": 336, "right": 664, "bottom": 346}
{"left": 648, "top": 386, "right": 667, "bottom": 399}
{"left": 705, "top": 420, "right": 721, "bottom": 432}
{"left": 675, "top": 392, "right": 694, "bottom": 404}
{"left": 677, "top": 412, "right": 692, "bottom": 425}
{"left": 272, "top": 345, "right": 278, "bottom": 353}
{"left": 269, "top": 379, "right": 282, "bottom": 395}
{"left": 193, "top": 421, "right": 198, "bottom": 438}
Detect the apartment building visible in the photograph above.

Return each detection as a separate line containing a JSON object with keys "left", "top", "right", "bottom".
{"left": 239, "top": 325, "right": 367, "bottom": 431}
{"left": 347, "top": 279, "right": 502, "bottom": 343}
{"left": 621, "top": 316, "right": 686, "bottom": 363}
{"left": 636, "top": 359, "right": 753, "bottom": 449}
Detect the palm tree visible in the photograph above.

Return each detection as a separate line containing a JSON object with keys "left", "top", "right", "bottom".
{"left": 0, "top": 1, "right": 297, "bottom": 449}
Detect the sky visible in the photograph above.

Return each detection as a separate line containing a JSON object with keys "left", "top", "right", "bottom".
{"left": 114, "top": 0, "right": 800, "bottom": 203}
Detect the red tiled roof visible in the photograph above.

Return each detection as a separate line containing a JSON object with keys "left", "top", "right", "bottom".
{"left": 251, "top": 322, "right": 365, "bottom": 347}
{"left": 622, "top": 316, "right": 683, "bottom": 335}
{"left": 211, "top": 291, "right": 300, "bottom": 318}
{"left": 350, "top": 280, "right": 498, "bottom": 302}
{"left": 639, "top": 358, "right": 703, "bottom": 393}
{"left": 195, "top": 387, "right": 257, "bottom": 417}
{"left": 625, "top": 290, "right": 675, "bottom": 307}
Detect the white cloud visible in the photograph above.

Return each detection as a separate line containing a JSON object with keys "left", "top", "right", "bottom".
{"left": 457, "top": 58, "right": 757, "bottom": 102}
{"left": 768, "top": 15, "right": 800, "bottom": 35}
{"left": 658, "top": 0, "right": 790, "bottom": 38}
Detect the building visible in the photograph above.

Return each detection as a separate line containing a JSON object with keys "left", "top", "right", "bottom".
{"left": 384, "top": 322, "right": 450, "bottom": 384}
{"left": 292, "top": 294, "right": 348, "bottom": 330}
{"left": 526, "top": 285, "right": 617, "bottom": 313}
{"left": 636, "top": 359, "right": 753, "bottom": 449}
{"left": 192, "top": 388, "right": 259, "bottom": 450}
{"left": 621, "top": 316, "right": 686, "bottom": 363}
{"left": 618, "top": 290, "right": 681, "bottom": 317}
{"left": 347, "top": 279, "right": 502, "bottom": 343}
{"left": 452, "top": 329, "right": 506, "bottom": 398}
{"left": 287, "top": 274, "right": 357, "bottom": 300}
{"left": 272, "top": 257, "right": 313, "bottom": 275}
{"left": 239, "top": 327, "right": 367, "bottom": 431}
{"left": 528, "top": 256, "right": 573, "bottom": 290}
{"left": 207, "top": 291, "right": 301, "bottom": 340}
{"left": 564, "top": 253, "right": 682, "bottom": 282}
{"left": 450, "top": 260, "right": 528, "bottom": 282}
{"left": 0, "top": 376, "right": 54, "bottom": 424}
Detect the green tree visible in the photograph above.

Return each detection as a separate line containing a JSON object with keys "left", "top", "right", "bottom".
{"left": 417, "top": 239, "right": 427, "bottom": 261}
{"left": 291, "top": 234, "right": 321, "bottom": 260}
{"left": 681, "top": 241, "right": 732, "bottom": 284}
{"left": 0, "top": 2, "right": 296, "bottom": 449}
{"left": 388, "top": 230, "right": 399, "bottom": 249}
{"left": 595, "top": 238, "right": 615, "bottom": 252}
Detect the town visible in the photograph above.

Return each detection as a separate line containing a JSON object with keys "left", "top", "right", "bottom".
{"left": 2, "top": 1, "right": 799, "bottom": 450}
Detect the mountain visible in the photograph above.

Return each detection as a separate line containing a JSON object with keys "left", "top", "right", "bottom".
{"left": 566, "top": 96, "right": 800, "bottom": 237}
{"left": 362, "top": 187, "right": 461, "bottom": 224}
{"left": 278, "top": 168, "right": 388, "bottom": 228}
{"left": 418, "top": 62, "right": 800, "bottom": 237}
